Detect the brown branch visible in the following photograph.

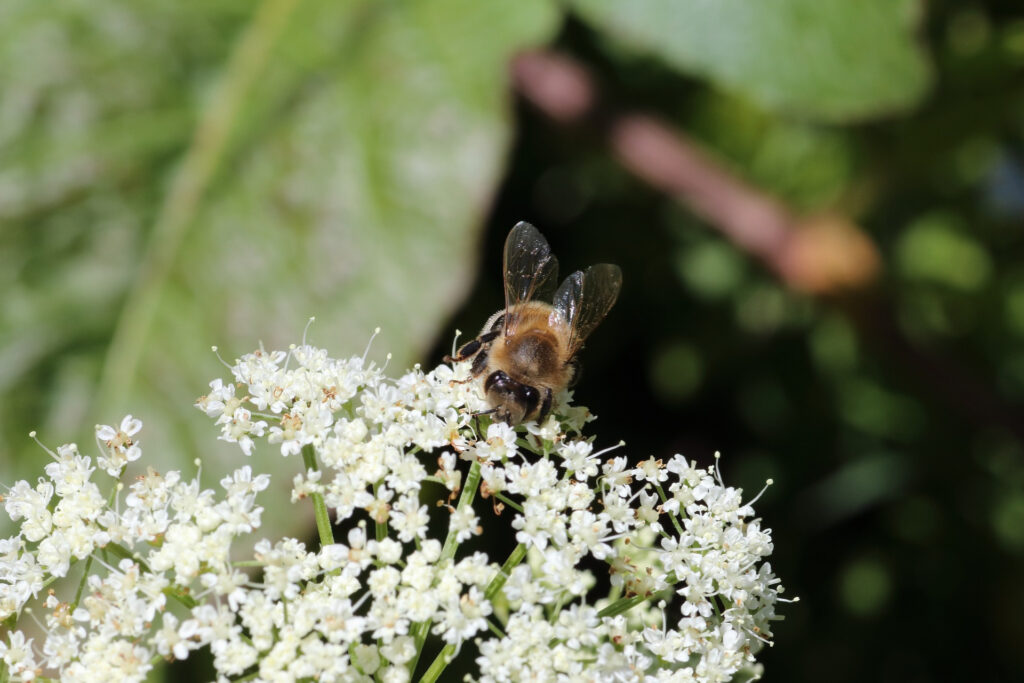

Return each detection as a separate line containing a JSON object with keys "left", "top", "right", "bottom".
{"left": 512, "top": 50, "right": 879, "bottom": 295}
{"left": 511, "top": 49, "right": 1024, "bottom": 443}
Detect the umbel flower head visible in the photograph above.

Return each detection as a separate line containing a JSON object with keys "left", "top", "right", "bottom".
{"left": 0, "top": 330, "right": 790, "bottom": 682}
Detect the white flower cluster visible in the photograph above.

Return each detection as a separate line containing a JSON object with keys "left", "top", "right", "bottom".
{"left": 0, "top": 420, "right": 268, "bottom": 682}
{"left": 0, "top": 337, "right": 788, "bottom": 682}
{"left": 476, "top": 450, "right": 784, "bottom": 682}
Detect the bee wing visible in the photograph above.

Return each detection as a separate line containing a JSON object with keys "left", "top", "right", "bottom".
{"left": 551, "top": 263, "right": 622, "bottom": 356}
{"left": 503, "top": 222, "right": 559, "bottom": 336}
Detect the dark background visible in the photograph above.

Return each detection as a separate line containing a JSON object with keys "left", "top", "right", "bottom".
{"left": 435, "top": 9, "right": 1024, "bottom": 682}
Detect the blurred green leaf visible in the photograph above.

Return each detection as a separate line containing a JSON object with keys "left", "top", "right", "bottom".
{"left": 570, "top": 0, "right": 932, "bottom": 121}
{"left": 733, "top": 283, "right": 810, "bottom": 334}
{"left": 838, "top": 556, "right": 892, "bottom": 618}
{"left": 887, "top": 495, "right": 940, "bottom": 544}
{"left": 799, "top": 452, "right": 910, "bottom": 530}
{"left": 809, "top": 314, "right": 858, "bottom": 373}
{"left": 837, "top": 378, "right": 925, "bottom": 441}
{"left": 1004, "top": 281, "right": 1024, "bottom": 338}
{"left": 0, "top": 0, "right": 559, "bottom": 525}
{"left": 648, "top": 340, "right": 703, "bottom": 403}
{"left": 675, "top": 240, "right": 746, "bottom": 300}
{"left": 992, "top": 492, "right": 1024, "bottom": 552}
{"left": 896, "top": 212, "right": 993, "bottom": 291}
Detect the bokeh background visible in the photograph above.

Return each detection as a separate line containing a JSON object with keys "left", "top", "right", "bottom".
{"left": 3, "top": 0, "right": 1024, "bottom": 680}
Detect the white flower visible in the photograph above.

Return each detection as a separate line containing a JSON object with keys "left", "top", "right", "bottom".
{"left": 0, "top": 335, "right": 786, "bottom": 683}
{"left": 95, "top": 415, "right": 143, "bottom": 476}
{"left": 195, "top": 378, "right": 237, "bottom": 418}
{"left": 0, "top": 631, "right": 38, "bottom": 681}
{"left": 434, "top": 585, "right": 491, "bottom": 644}
{"left": 448, "top": 504, "right": 480, "bottom": 543}
{"left": 216, "top": 407, "right": 266, "bottom": 456}
{"left": 4, "top": 479, "right": 53, "bottom": 542}
{"left": 389, "top": 494, "right": 429, "bottom": 543}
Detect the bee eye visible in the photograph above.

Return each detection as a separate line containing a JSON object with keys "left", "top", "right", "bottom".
{"left": 515, "top": 384, "right": 540, "bottom": 417}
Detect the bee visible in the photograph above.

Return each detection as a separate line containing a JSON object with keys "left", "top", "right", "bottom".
{"left": 445, "top": 221, "right": 622, "bottom": 425}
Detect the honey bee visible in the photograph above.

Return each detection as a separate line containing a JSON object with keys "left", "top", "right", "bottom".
{"left": 445, "top": 221, "right": 622, "bottom": 425}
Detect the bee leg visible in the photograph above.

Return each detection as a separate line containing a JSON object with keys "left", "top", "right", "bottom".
{"left": 450, "top": 347, "right": 490, "bottom": 386}
{"left": 537, "top": 387, "right": 553, "bottom": 422}
{"left": 472, "top": 408, "right": 497, "bottom": 424}
{"left": 470, "top": 347, "right": 490, "bottom": 377}
{"left": 444, "top": 338, "right": 480, "bottom": 364}
{"left": 444, "top": 330, "right": 500, "bottom": 364}
{"left": 487, "top": 314, "right": 506, "bottom": 334}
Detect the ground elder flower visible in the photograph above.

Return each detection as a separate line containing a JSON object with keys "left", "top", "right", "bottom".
{"left": 0, "top": 334, "right": 790, "bottom": 682}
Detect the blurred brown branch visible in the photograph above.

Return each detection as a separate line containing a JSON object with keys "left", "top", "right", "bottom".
{"left": 511, "top": 49, "right": 1024, "bottom": 443}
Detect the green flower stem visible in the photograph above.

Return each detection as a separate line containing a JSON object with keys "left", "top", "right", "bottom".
{"left": 408, "top": 460, "right": 482, "bottom": 677}
{"left": 163, "top": 586, "right": 199, "bottom": 609}
{"left": 485, "top": 542, "right": 527, "bottom": 602}
{"left": 418, "top": 643, "right": 455, "bottom": 683}
{"left": 492, "top": 491, "right": 524, "bottom": 514}
{"left": 419, "top": 541, "right": 528, "bottom": 682}
{"left": 548, "top": 592, "right": 569, "bottom": 624}
{"left": 71, "top": 555, "right": 94, "bottom": 609}
{"left": 302, "top": 445, "right": 334, "bottom": 549}
{"left": 105, "top": 541, "right": 151, "bottom": 573}
{"left": 597, "top": 594, "right": 646, "bottom": 619}
{"left": 373, "top": 482, "right": 387, "bottom": 543}
{"left": 232, "top": 560, "right": 267, "bottom": 568}
{"left": 597, "top": 572, "right": 679, "bottom": 619}
{"left": 441, "top": 460, "right": 482, "bottom": 563}
{"left": 486, "top": 617, "right": 507, "bottom": 639}
{"left": 654, "top": 482, "right": 685, "bottom": 536}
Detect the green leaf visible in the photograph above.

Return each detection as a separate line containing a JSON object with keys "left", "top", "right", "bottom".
{"left": 571, "top": 0, "right": 932, "bottom": 121}
{"left": 0, "top": 0, "right": 559, "bottom": 538}
{"left": 896, "top": 212, "right": 993, "bottom": 291}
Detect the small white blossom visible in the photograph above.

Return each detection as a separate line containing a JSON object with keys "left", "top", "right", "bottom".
{"left": 95, "top": 415, "right": 143, "bottom": 476}
{"left": 0, "top": 335, "right": 786, "bottom": 683}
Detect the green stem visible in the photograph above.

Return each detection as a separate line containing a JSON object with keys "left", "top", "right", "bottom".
{"left": 71, "top": 555, "right": 94, "bottom": 609}
{"left": 373, "top": 482, "right": 387, "bottom": 543}
{"left": 302, "top": 445, "right": 334, "bottom": 549}
{"left": 492, "top": 491, "right": 523, "bottom": 514}
{"left": 440, "top": 461, "right": 482, "bottom": 563}
{"left": 418, "top": 644, "right": 456, "bottom": 683}
{"left": 95, "top": 0, "right": 303, "bottom": 414}
{"left": 408, "top": 460, "right": 482, "bottom": 677}
{"left": 105, "top": 541, "right": 151, "bottom": 573}
{"left": 484, "top": 542, "right": 527, "bottom": 602}
{"left": 654, "top": 482, "right": 685, "bottom": 536}
{"left": 598, "top": 594, "right": 646, "bottom": 619}
{"left": 232, "top": 560, "right": 267, "bottom": 568}
{"left": 597, "top": 572, "right": 678, "bottom": 619}
{"left": 419, "top": 541, "right": 527, "bottom": 681}
{"left": 548, "top": 592, "right": 569, "bottom": 624}
{"left": 163, "top": 586, "right": 199, "bottom": 609}
{"left": 486, "top": 617, "right": 507, "bottom": 639}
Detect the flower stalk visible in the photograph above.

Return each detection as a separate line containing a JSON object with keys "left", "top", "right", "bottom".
{"left": 301, "top": 444, "right": 334, "bottom": 548}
